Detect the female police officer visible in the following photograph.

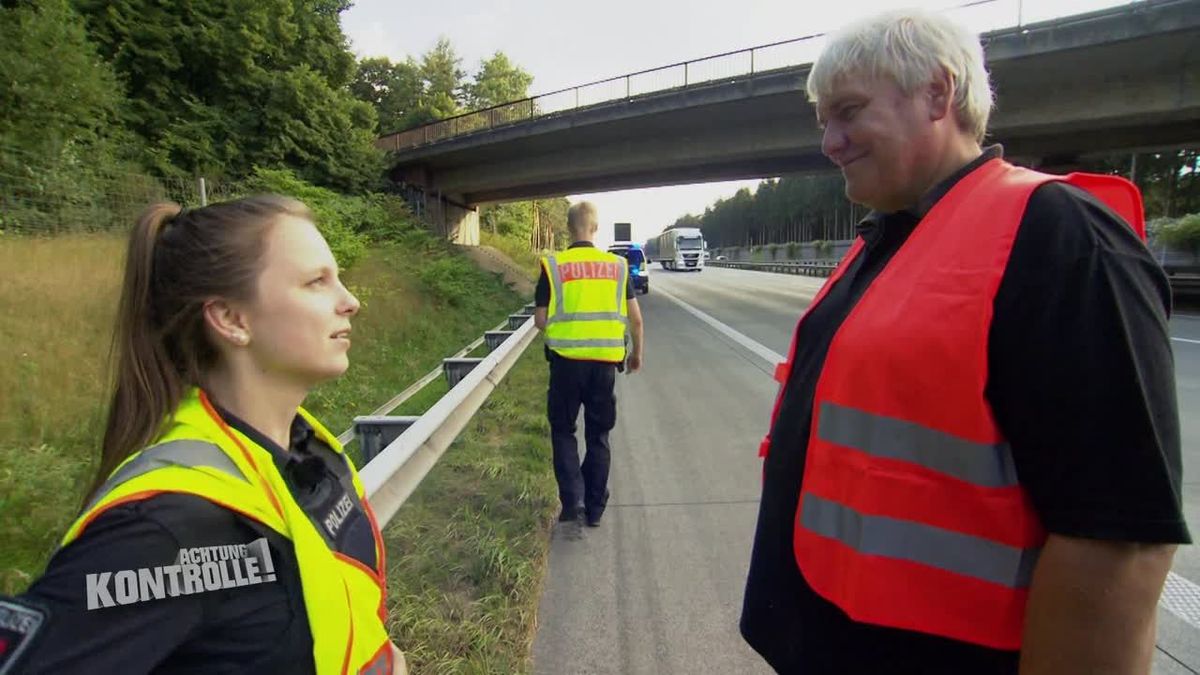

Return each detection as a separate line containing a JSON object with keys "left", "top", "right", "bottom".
{"left": 0, "top": 197, "right": 407, "bottom": 674}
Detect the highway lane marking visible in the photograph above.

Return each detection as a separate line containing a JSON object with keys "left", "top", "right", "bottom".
{"left": 657, "top": 282, "right": 1200, "bottom": 633}
{"left": 1173, "top": 337, "right": 1200, "bottom": 345}
{"left": 654, "top": 286, "right": 785, "bottom": 366}
{"left": 1162, "top": 572, "right": 1200, "bottom": 632}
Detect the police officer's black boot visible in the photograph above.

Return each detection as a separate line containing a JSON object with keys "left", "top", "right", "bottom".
{"left": 585, "top": 490, "right": 610, "bottom": 527}
{"left": 558, "top": 502, "right": 585, "bottom": 522}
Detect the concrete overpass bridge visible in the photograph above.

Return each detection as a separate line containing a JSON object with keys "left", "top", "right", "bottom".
{"left": 379, "top": 0, "right": 1200, "bottom": 243}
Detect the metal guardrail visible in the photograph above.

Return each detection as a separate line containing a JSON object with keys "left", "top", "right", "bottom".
{"left": 334, "top": 318, "right": 504, "bottom": 446}
{"left": 356, "top": 314, "right": 538, "bottom": 527}
{"left": 1170, "top": 275, "right": 1200, "bottom": 298}
{"left": 708, "top": 259, "right": 839, "bottom": 278}
{"left": 714, "top": 260, "right": 1200, "bottom": 299}
{"left": 376, "top": 0, "right": 1146, "bottom": 153}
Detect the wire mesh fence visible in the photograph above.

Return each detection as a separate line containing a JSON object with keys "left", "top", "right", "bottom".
{"left": 0, "top": 142, "right": 244, "bottom": 234}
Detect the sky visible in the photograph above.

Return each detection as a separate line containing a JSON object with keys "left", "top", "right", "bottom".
{"left": 341, "top": 0, "right": 1136, "bottom": 246}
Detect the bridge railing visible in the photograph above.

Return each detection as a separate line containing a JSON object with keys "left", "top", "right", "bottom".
{"left": 374, "top": 0, "right": 1146, "bottom": 153}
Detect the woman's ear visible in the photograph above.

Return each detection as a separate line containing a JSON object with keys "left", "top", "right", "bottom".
{"left": 202, "top": 298, "right": 252, "bottom": 347}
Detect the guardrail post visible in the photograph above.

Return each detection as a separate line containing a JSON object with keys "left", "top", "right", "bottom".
{"left": 750, "top": 49, "right": 755, "bottom": 74}
{"left": 443, "top": 358, "right": 484, "bottom": 388}
{"left": 508, "top": 313, "right": 532, "bottom": 330}
{"left": 684, "top": 62, "right": 689, "bottom": 86}
{"left": 354, "top": 416, "right": 422, "bottom": 463}
{"left": 484, "top": 331, "right": 513, "bottom": 352}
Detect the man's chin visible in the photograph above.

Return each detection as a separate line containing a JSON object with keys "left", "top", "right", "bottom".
{"left": 844, "top": 183, "right": 874, "bottom": 210}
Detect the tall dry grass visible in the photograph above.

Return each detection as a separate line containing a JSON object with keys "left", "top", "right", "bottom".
{"left": 0, "top": 233, "right": 123, "bottom": 591}
{"left": 0, "top": 231, "right": 558, "bottom": 674}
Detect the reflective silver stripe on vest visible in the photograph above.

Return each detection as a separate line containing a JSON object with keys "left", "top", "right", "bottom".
{"left": 358, "top": 648, "right": 391, "bottom": 675}
{"left": 801, "top": 493, "right": 1040, "bottom": 588}
{"left": 84, "top": 440, "right": 248, "bottom": 513}
{"left": 817, "top": 402, "right": 1018, "bottom": 488}
{"left": 615, "top": 258, "right": 627, "bottom": 308}
{"left": 545, "top": 254, "right": 628, "bottom": 326}
{"left": 547, "top": 255, "right": 566, "bottom": 318}
{"left": 549, "top": 311, "right": 626, "bottom": 323}
{"left": 544, "top": 337, "right": 627, "bottom": 348}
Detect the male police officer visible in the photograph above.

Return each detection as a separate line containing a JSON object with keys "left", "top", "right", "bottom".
{"left": 534, "top": 202, "right": 644, "bottom": 528}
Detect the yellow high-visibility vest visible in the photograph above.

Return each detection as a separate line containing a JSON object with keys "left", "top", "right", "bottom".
{"left": 542, "top": 246, "right": 629, "bottom": 362}
{"left": 61, "top": 388, "right": 394, "bottom": 675}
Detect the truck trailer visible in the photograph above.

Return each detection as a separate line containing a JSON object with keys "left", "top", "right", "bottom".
{"left": 648, "top": 227, "right": 705, "bottom": 271}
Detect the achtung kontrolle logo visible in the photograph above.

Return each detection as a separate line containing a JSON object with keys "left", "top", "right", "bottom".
{"left": 86, "top": 538, "right": 277, "bottom": 610}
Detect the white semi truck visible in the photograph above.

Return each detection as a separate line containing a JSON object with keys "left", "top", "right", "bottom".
{"left": 648, "top": 227, "right": 705, "bottom": 271}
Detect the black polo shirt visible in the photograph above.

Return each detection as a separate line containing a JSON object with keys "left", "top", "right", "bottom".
{"left": 740, "top": 147, "right": 1190, "bottom": 674}
{"left": 11, "top": 405, "right": 376, "bottom": 674}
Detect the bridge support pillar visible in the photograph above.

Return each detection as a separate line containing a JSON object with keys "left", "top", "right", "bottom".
{"left": 424, "top": 191, "right": 480, "bottom": 245}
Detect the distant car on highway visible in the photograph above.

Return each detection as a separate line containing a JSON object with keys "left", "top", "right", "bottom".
{"left": 609, "top": 243, "right": 650, "bottom": 295}
{"left": 715, "top": 255, "right": 727, "bottom": 261}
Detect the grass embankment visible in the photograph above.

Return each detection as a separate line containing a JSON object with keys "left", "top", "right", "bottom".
{"left": 383, "top": 346, "right": 557, "bottom": 673}
{"left": 481, "top": 231, "right": 543, "bottom": 279}
{"left": 0, "top": 231, "right": 559, "bottom": 672}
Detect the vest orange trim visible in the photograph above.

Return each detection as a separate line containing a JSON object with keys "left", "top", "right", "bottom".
{"left": 760, "top": 158, "right": 1146, "bottom": 649}
{"left": 198, "top": 390, "right": 287, "bottom": 522}
{"left": 341, "top": 581, "right": 356, "bottom": 675}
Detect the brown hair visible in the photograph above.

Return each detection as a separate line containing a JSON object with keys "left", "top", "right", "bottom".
{"left": 85, "top": 195, "right": 312, "bottom": 506}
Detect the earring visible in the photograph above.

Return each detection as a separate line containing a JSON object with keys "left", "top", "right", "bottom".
{"left": 234, "top": 333, "right": 248, "bottom": 345}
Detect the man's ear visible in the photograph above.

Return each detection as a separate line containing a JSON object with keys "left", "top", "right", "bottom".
{"left": 202, "top": 298, "right": 252, "bottom": 347}
{"left": 927, "top": 67, "right": 955, "bottom": 122}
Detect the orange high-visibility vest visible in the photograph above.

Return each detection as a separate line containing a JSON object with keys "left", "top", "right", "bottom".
{"left": 759, "top": 158, "right": 1145, "bottom": 650}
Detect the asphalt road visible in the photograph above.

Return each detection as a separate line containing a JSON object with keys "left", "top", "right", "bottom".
{"left": 532, "top": 265, "right": 1199, "bottom": 675}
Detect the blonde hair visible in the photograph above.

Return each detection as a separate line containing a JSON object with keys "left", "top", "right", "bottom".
{"left": 806, "top": 9, "right": 993, "bottom": 142}
{"left": 567, "top": 201, "right": 598, "bottom": 235}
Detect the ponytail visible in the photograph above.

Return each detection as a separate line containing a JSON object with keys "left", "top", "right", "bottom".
{"left": 85, "top": 205, "right": 186, "bottom": 505}
{"left": 83, "top": 196, "right": 311, "bottom": 508}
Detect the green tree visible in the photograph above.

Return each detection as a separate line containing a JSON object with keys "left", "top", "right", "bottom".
{"left": 418, "top": 37, "right": 465, "bottom": 121}
{"left": 668, "top": 214, "right": 702, "bottom": 231}
{"left": 258, "top": 65, "right": 383, "bottom": 192}
{"left": 1089, "top": 150, "right": 1200, "bottom": 219}
{"left": 672, "top": 172, "right": 862, "bottom": 248}
{"left": 480, "top": 197, "right": 569, "bottom": 251}
{"left": 351, "top": 56, "right": 424, "bottom": 133}
{"left": 0, "top": 0, "right": 127, "bottom": 156}
{"left": 0, "top": 0, "right": 157, "bottom": 233}
{"left": 72, "top": 0, "right": 380, "bottom": 189}
{"left": 464, "top": 52, "right": 533, "bottom": 109}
